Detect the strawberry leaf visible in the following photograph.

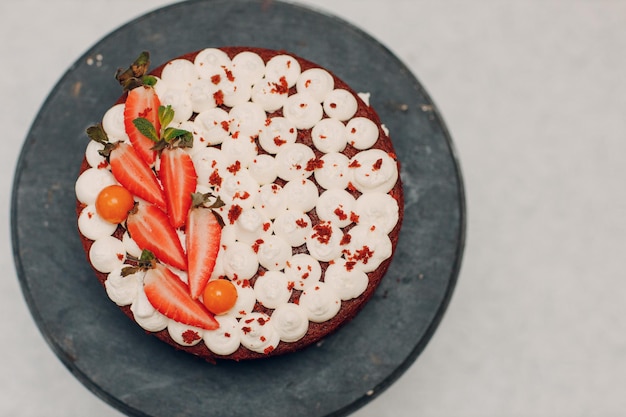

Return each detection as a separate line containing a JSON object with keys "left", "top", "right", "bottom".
{"left": 163, "top": 127, "right": 194, "bottom": 148}
{"left": 86, "top": 123, "right": 109, "bottom": 145}
{"left": 115, "top": 51, "right": 151, "bottom": 91}
{"left": 133, "top": 117, "right": 159, "bottom": 142}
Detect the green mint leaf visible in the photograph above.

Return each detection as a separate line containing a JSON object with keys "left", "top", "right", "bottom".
{"left": 142, "top": 75, "right": 158, "bottom": 87}
{"left": 133, "top": 117, "right": 159, "bottom": 142}
{"left": 163, "top": 127, "right": 193, "bottom": 147}
{"left": 158, "top": 105, "right": 175, "bottom": 130}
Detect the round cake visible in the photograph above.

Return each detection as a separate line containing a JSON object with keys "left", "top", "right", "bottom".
{"left": 75, "top": 47, "right": 404, "bottom": 362}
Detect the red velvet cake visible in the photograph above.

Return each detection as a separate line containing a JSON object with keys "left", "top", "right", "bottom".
{"left": 75, "top": 47, "right": 403, "bottom": 361}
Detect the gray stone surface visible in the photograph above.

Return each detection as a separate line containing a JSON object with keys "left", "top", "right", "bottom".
{"left": 3, "top": 1, "right": 626, "bottom": 416}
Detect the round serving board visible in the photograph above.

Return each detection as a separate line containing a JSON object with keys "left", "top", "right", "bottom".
{"left": 11, "top": 1, "right": 465, "bottom": 416}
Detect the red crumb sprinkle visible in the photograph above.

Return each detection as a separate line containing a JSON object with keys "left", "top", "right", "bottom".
{"left": 260, "top": 336, "right": 267, "bottom": 342}
{"left": 87, "top": 212, "right": 94, "bottom": 219}
{"left": 350, "top": 212, "right": 360, "bottom": 223}
{"left": 242, "top": 326, "right": 252, "bottom": 334}
{"left": 287, "top": 281, "right": 295, "bottom": 291}
{"left": 257, "top": 317, "right": 267, "bottom": 325}
{"left": 372, "top": 158, "right": 383, "bottom": 171}
{"left": 213, "top": 90, "right": 224, "bottom": 105}
{"left": 227, "top": 160, "right": 242, "bottom": 174}
{"left": 209, "top": 170, "right": 223, "bottom": 187}
{"left": 224, "top": 332, "right": 231, "bottom": 338}
{"left": 228, "top": 205, "right": 243, "bottom": 224}
{"left": 263, "top": 222, "right": 271, "bottom": 231}
{"left": 234, "top": 191, "right": 251, "bottom": 200}
{"left": 352, "top": 246, "right": 374, "bottom": 264}
{"left": 295, "top": 218, "right": 309, "bottom": 228}
{"left": 270, "top": 76, "right": 289, "bottom": 94}
{"left": 340, "top": 233, "right": 352, "bottom": 245}
{"left": 305, "top": 79, "right": 312, "bottom": 88}
{"left": 345, "top": 261, "right": 357, "bottom": 271}
{"left": 245, "top": 318, "right": 255, "bottom": 324}
{"left": 301, "top": 272, "right": 310, "bottom": 279}
{"left": 264, "top": 346, "right": 275, "bottom": 355}
{"left": 348, "top": 160, "right": 361, "bottom": 168}
{"left": 211, "top": 74, "right": 221, "bottom": 85}
{"left": 223, "top": 66, "right": 235, "bottom": 82}
{"left": 220, "top": 120, "right": 230, "bottom": 131}
{"left": 305, "top": 157, "right": 324, "bottom": 171}
{"left": 351, "top": 127, "right": 357, "bottom": 134}
{"left": 265, "top": 118, "right": 272, "bottom": 126}
{"left": 334, "top": 207, "right": 348, "bottom": 221}
{"left": 241, "top": 279, "right": 251, "bottom": 288}
{"left": 299, "top": 103, "right": 307, "bottom": 108}
{"left": 274, "top": 136, "right": 287, "bottom": 146}
{"left": 329, "top": 103, "right": 337, "bottom": 108}
{"left": 97, "top": 160, "right": 109, "bottom": 169}
{"left": 347, "top": 182, "right": 358, "bottom": 192}
{"left": 252, "top": 239, "right": 264, "bottom": 253}
{"left": 232, "top": 131, "right": 240, "bottom": 139}
{"left": 182, "top": 330, "right": 201, "bottom": 344}
{"left": 312, "top": 222, "right": 333, "bottom": 244}
{"left": 116, "top": 253, "right": 124, "bottom": 261}
{"left": 370, "top": 225, "right": 376, "bottom": 231}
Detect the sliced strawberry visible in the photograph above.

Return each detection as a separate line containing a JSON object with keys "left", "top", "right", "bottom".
{"left": 159, "top": 148, "right": 198, "bottom": 229}
{"left": 124, "top": 85, "right": 161, "bottom": 165}
{"left": 126, "top": 201, "right": 187, "bottom": 271}
{"left": 109, "top": 142, "right": 166, "bottom": 210}
{"left": 144, "top": 263, "right": 218, "bottom": 330}
{"left": 186, "top": 208, "right": 222, "bottom": 299}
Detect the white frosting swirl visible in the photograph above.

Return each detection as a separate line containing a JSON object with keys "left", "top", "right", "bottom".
{"left": 284, "top": 253, "right": 322, "bottom": 290}
{"left": 232, "top": 51, "right": 265, "bottom": 85}
{"left": 248, "top": 154, "right": 278, "bottom": 185}
{"left": 227, "top": 283, "right": 256, "bottom": 318}
{"left": 157, "top": 84, "right": 194, "bottom": 124}
{"left": 251, "top": 78, "right": 289, "bottom": 113}
{"left": 220, "top": 135, "right": 258, "bottom": 168}
{"left": 305, "top": 221, "right": 344, "bottom": 262}
{"left": 283, "top": 93, "right": 324, "bottom": 129}
{"left": 282, "top": 179, "right": 319, "bottom": 212}
{"left": 342, "top": 224, "right": 393, "bottom": 272}
{"left": 313, "top": 152, "right": 351, "bottom": 190}
{"left": 188, "top": 78, "right": 220, "bottom": 113}
{"left": 122, "top": 231, "right": 142, "bottom": 258}
{"left": 233, "top": 207, "right": 273, "bottom": 244}
{"left": 349, "top": 149, "right": 399, "bottom": 194}
{"left": 323, "top": 89, "right": 358, "bottom": 121}
{"left": 161, "top": 59, "right": 199, "bottom": 89}
{"left": 264, "top": 54, "right": 301, "bottom": 87}
{"left": 194, "top": 48, "right": 232, "bottom": 79}
{"left": 299, "top": 282, "right": 341, "bottom": 323}
{"left": 296, "top": 68, "right": 334, "bottom": 102}
{"left": 355, "top": 192, "right": 400, "bottom": 234}
{"left": 101, "top": 103, "right": 128, "bottom": 142}
{"left": 85, "top": 140, "right": 107, "bottom": 169}
{"left": 255, "top": 183, "right": 287, "bottom": 219}
{"left": 275, "top": 143, "right": 316, "bottom": 181}
{"left": 89, "top": 235, "right": 126, "bottom": 273}
{"left": 75, "top": 167, "right": 116, "bottom": 205}
{"left": 311, "top": 117, "right": 347, "bottom": 153}
{"left": 222, "top": 241, "right": 259, "bottom": 280}
{"left": 167, "top": 321, "right": 204, "bottom": 346}
{"left": 131, "top": 285, "right": 169, "bottom": 332}
{"left": 203, "top": 315, "right": 241, "bottom": 355}
{"left": 315, "top": 189, "right": 356, "bottom": 228}
{"left": 324, "top": 259, "right": 369, "bottom": 300}
{"left": 193, "top": 108, "right": 231, "bottom": 146}
{"left": 104, "top": 267, "right": 142, "bottom": 306}
{"left": 271, "top": 303, "right": 309, "bottom": 342}
{"left": 239, "top": 312, "right": 280, "bottom": 354}
{"left": 254, "top": 270, "right": 292, "bottom": 308}
{"left": 272, "top": 209, "right": 312, "bottom": 247}
{"left": 228, "top": 101, "right": 266, "bottom": 138}
{"left": 78, "top": 204, "right": 118, "bottom": 241}
{"left": 191, "top": 146, "right": 228, "bottom": 189}
{"left": 256, "top": 235, "right": 292, "bottom": 271}
{"left": 345, "top": 117, "right": 379, "bottom": 150}
{"left": 219, "top": 170, "right": 259, "bottom": 210}
{"left": 258, "top": 116, "right": 297, "bottom": 154}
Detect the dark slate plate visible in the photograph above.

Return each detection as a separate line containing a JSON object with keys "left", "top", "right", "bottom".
{"left": 11, "top": 0, "right": 465, "bottom": 416}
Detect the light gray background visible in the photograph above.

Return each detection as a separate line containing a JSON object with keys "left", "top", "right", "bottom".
{"left": 2, "top": 1, "right": 625, "bottom": 416}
